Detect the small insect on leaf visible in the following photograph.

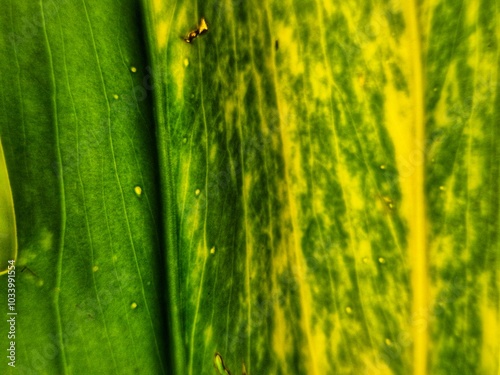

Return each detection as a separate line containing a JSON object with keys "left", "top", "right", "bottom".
{"left": 183, "top": 17, "right": 209, "bottom": 44}
{"left": 183, "top": 30, "right": 198, "bottom": 43}
{"left": 214, "top": 352, "right": 232, "bottom": 375}
{"left": 198, "top": 17, "right": 209, "bottom": 35}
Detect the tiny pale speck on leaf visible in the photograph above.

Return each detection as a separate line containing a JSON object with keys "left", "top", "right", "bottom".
{"left": 92, "top": 265, "right": 99, "bottom": 272}
{"left": 182, "top": 137, "right": 188, "bottom": 144}
{"left": 113, "top": 94, "right": 119, "bottom": 100}
{"left": 380, "top": 164, "right": 386, "bottom": 170}
{"left": 385, "top": 338, "right": 392, "bottom": 346}
{"left": 378, "top": 257, "right": 386, "bottom": 264}
{"left": 439, "top": 185, "right": 445, "bottom": 191}
{"left": 345, "top": 306, "right": 352, "bottom": 314}
{"left": 210, "top": 247, "right": 215, "bottom": 254}
{"left": 134, "top": 185, "right": 142, "bottom": 196}
{"left": 195, "top": 188, "right": 201, "bottom": 196}
{"left": 37, "top": 279, "right": 44, "bottom": 287}
{"left": 130, "top": 66, "right": 137, "bottom": 73}
{"left": 184, "top": 58, "right": 189, "bottom": 67}
{"left": 383, "top": 197, "right": 394, "bottom": 210}
{"left": 362, "top": 257, "right": 369, "bottom": 263}
{"left": 130, "top": 302, "right": 138, "bottom": 309}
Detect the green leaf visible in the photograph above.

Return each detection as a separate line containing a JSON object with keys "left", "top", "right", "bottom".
{"left": 0, "top": 0, "right": 166, "bottom": 373}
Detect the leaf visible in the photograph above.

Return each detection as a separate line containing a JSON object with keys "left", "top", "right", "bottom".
{"left": 424, "top": 0, "right": 500, "bottom": 373}
{"left": 0, "top": 138, "right": 17, "bottom": 274}
{"left": 0, "top": 1, "right": 166, "bottom": 373}
{"left": 141, "top": 0, "right": 499, "bottom": 374}
{"left": 0, "top": 0, "right": 499, "bottom": 374}
{"left": 145, "top": 0, "right": 414, "bottom": 373}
